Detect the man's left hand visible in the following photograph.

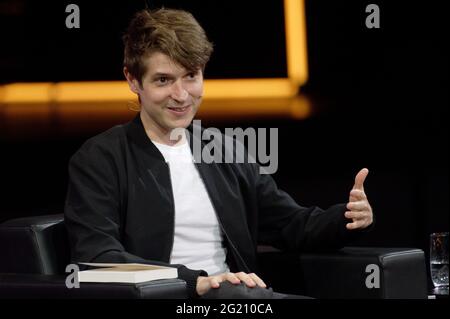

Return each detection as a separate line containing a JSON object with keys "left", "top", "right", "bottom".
{"left": 345, "top": 168, "right": 373, "bottom": 230}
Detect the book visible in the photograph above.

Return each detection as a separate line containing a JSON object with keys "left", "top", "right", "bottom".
{"left": 77, "top": 263, "right": 178, "bottom": 284}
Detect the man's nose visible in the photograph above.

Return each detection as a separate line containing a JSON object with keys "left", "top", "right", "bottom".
{"left": 171, "top": 80, "right": 189, "bottom": 102}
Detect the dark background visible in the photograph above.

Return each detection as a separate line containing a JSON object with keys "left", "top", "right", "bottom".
{"left": 0, "top": 0, "right": 448, "bottom": 284}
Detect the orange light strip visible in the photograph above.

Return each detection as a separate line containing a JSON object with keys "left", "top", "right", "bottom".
{"left": 54, "top": 81, "right": 133, "bottom": 102}
{"left": 204, "top": 78, "right": 297, "bottom": 98}
{"left": 0, "top": 83, "right": 53, "bottom": 103}
{"left": 284, "top": 0, "right": 309, "bottom": 86}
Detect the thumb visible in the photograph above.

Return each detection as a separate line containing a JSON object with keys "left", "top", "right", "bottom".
{"left": 353, "top": 168, "right": 369, "bottom": 191}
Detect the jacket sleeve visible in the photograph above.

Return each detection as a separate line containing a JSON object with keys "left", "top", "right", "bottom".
{"left": 253, "top": 167, "right": 367, "bottom": 252}
{"left": 64, "top": 139, "right": 206, "bottom": 298}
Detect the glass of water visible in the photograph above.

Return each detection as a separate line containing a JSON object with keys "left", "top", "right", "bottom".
{"left": 430, "top": 232, "right": 449, "bottom": 291}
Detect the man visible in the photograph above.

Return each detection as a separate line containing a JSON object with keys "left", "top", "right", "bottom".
{"left": 64, "top": 8, "right": 373, "bottom": 299}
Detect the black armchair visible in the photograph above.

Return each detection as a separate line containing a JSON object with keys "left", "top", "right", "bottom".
{"left": 0, "top": 215, "right": 428, "bottom": 299}
{"left": 0, "top": 214, "right": 187, "bottom": 298}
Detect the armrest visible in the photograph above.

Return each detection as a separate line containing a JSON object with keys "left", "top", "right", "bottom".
{"left": 0, "top": 273, "right": 188, "bottom": 299}
{"left": 298, "top": 247, "right": 427, "bottom": 299}
{"left": 258, "top": 246, "right": 428, "bottom": 299}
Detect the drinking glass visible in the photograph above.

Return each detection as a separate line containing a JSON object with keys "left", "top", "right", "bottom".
{"left": 430, "top": 232, "right": 449, "bottom": 292}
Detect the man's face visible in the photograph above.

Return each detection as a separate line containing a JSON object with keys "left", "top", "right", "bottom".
{"left": 130, "top": 52, "right": 203, "bottom": 135}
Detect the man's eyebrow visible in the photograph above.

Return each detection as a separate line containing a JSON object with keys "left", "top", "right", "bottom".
{"left": 151, "top": 72, "right": 175, "bottom": 78}
{"left": 150, "top": 70, "right": 198, "bottom": 78}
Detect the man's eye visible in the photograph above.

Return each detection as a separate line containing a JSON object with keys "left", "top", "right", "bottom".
{"left": 157, "top": 77, "right": 168, "bottom": 83}
{"left": 187, "top": 72, "right": 197, "bottom": 79}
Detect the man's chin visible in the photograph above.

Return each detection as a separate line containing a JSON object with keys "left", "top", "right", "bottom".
{"left": 168, "top": 118, "right": 193, "bottom": 131}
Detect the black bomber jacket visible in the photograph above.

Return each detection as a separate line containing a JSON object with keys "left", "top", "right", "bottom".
{"left": 64, "top": 113, "right": 363, "bottom": 298}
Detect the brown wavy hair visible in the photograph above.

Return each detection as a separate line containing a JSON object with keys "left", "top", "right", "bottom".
{"left": 123, "top": 8, "right": 213, "bottom": 87}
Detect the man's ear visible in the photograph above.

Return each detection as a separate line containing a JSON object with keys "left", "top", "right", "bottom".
{"left": 123, "top": 67, "right": 139, "bottom": 94}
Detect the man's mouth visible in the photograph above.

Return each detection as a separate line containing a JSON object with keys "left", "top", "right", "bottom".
{"left": 167, "top": 105, "right": 191, "bottom": 115}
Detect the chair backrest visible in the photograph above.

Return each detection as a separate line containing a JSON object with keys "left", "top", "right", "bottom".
{"left": 0, "top": 214, "right": 70, "bottom": 275}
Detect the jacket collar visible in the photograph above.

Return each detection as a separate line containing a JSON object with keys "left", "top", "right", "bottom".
{"left": 125, "top": 112, "right": 224, "bottom": 215}
{"left": 126, "top": 112, "right": 199, "bottom": 160}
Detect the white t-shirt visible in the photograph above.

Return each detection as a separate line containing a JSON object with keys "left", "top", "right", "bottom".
{"left": 153, "top": 138, "right": 229, "bottom": 275}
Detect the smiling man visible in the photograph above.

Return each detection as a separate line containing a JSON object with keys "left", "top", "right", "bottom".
{"left": 64, "top": 8, "right": 373, "bottom": 299}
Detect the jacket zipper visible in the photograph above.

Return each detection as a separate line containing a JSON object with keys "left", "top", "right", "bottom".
{"left": 165, "top": 161, "right": 176, "bottom": 263}
{"left": 195, "top": 162, "right": 252, "bottom": 274}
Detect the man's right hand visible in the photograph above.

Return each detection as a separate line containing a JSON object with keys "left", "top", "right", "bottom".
{"left": 196, "top": 272, "right": 267, "bottom": 296}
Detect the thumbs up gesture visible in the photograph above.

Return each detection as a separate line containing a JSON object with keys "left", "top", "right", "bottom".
{"left": 344, "top": 168, "right": 373, "bottom": 230}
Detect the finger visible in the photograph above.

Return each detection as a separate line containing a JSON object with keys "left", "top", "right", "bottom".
{"left": 344, "top": 211, "right": 366, "bottom": 220}
{"left": 353, "top": 168, "right": 369, "bottom": 191}
{"left": 346, "top": 201, "right": 370, "bottom": 211}
{"left": 346, "top": 220, "right": 364, "bottom": 230}
{"left": 345, "top": 211, "right": 371, "bottom": 224}
{"left": 225, "top": 272, "right": 241, "bottom": 285}
{"left": 349, "top": 189, "right": 367, "bottom": 201}
{"left": 347, "top": 216, "right": 372, "bottom": 230}
{"left": 210, "top": 277, "right": 221, "bottom": 288}
{"left": 235, "top": 272, "right": 256, "bottom": 287}
{"left": 248, "top": 273, "right": 267, "bottom": 288}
